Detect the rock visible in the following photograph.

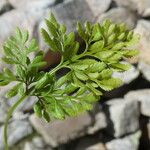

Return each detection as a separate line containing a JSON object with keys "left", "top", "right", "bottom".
{"left": 86, "top": 143, "right": 106, "bottom": 150}
{"left": 22, "top": 136, "right": 52, "bottom": 150}
{"left": 85, "top": 0, "right": 112, "bottom": 18}
{"left": 113, "top": 64, "right": 139, "bottom": 84}
{"left": 137, "top": 0, "right": 150, "bottom": 17}
{"left": 147, "top": 121, "right": 150, "bottom": 142}
{"left": 97, "top": 7, "right": 137, "bottom": 29}
{"left": 0, "top": 119, "right": 33, "bottom": 150}
{"left": 106, "top": 131, "right": 141, "bottom": 150}
{"left": 0, "top": 100, "right": 9, "bottom": 123}
{"left": 0, "top": 82, "right": 37, "bottom": 113}
{"left": 51, "top": 0, "right": 93, "bottom": 32}
{"left": 88, "top": 112, "right": 107, "bottom": 134}
{"left": 50, "top": 0, "right": 111, "bottom": 33}
{"left": 0, "top": 9, "right": 47, "bottom": 44}
{"left": 134, "top": 20, "right": 150, "bottom": 64}
{"left": 30, "top": 112, "right": 92, "bottom": 147}
{"left": 113, "top": 0, "right": 137, "bottom": 11}
{"left": 113, "top": 0, "right": 150, "bottom": 17}
{"left": 8, "top": 96, "right": 37, "bottom": 112}
{"left": 125, "top": 89, "right": 150, "bottom": 117}
{"left": 9, "top": 0, "right": 55, "bottom": 10}
{"left": 0, "top": 0, "right": 10, "bottom": 13}
{"left": 104, "top": 98, "right": 140, "bottom": 137}
{"left": 75, "top": 135, "right": 105, "bottom": 150}
{"left": 138, "top": 61, "right": 150, "bottom": 82}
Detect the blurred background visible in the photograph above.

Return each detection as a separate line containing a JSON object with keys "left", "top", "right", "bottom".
{"left": 0, "top": 0, "right": 150, "bottom": 150}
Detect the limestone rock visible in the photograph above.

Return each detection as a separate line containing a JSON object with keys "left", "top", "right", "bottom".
{"left": 30, "top": 112, "right": 92, "bottom": 147}
{"left": 106, "top": 131, "right": 141, "bottom": 150}
{"left": 125, "top": 89, "right": 150, "bottom": 116}
{"left": 51, "top": 0, "right": 94, "bottom": 32}
{"left": 0, "top": 100, "right": 8, "bottom": 123}
{"left": 88, "top": 112, "right": 107, "bottom": 134}
{"left": 85, "top": 0, "right": 111, "bottom": 18}
{"left": 22, "top": 136, "right": 52, "bottom": 150}
{"left": 114, "top": 0, "right": 150, "bottom": 17}
{"left": 134, "top": 20, "right": 150, "bottom": 64}
{"left": 104, "top": 98, "right": 140, "bottom": 137}
{"left": 0, "top": 9, "right": 46, "bottom": 44}
{"left": 9, "top": 0, "right": 55, "bottom": 10}
{"left": 86, "top": 143, "right": 106, "bottom": 150}
{"left": 113, "top": 0, "right": 137, "bottom": 11}
{"left": 113, "top": 64, "right": 139, "bottom": 84}
{"left": 138, "top": 61, "right": 150, "bottom": 82}
{"left": 0, "top": 119, "right": 33, "bottom": 150}
{"left": 97, "top": 7, "right": 137, "bottom": 29}
{"left": 74, "top": 135, "right": 105, "bottom": 150}
{"left": 0, "top": 0, "right": 10, "bottom": 13}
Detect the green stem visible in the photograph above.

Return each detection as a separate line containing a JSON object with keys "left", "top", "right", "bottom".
{"left": 3, "top": 94, "right": 27, "bottom": 150}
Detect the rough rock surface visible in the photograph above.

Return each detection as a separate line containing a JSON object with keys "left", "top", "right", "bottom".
{"left": 106, "top": 131, "right": 141, "bottom": 150}
{"left": 104, "top": 98, "right": 140, "bottom": 137}
{"left": 21, "top": 136, "right": 52, "bottom": 150}
{"left": 134, "top": 20, "right": 150, "bottom": 64}
{"left": 86, "top": 143, "right": 106, "bottom": 150}
{"left": 88, "top": 112, "right": 107, "bottom": 134}
{"left": 0, "top": 9, "right": 47, "bottom": 44}
{"left": 125, "top": 89, "right": 150, "bottom": 117}
{"left": 0, "top": 0, "right": 9, "bottom": 12}
{"left": 97, "top": 7, "right": 137, "bottom": 29}
{"left": 0, "top": 119, "right": 33, "bottom": 150}
{"left": 9, "top": 0, "right": 55, "bottom": 10}
{"left": 113, "top": 0, "right": 137, "bottom": 11}
{"left": 114, "top": 0, "right": 150, "bottom": 17}
{"left": 85, "top": 0, "right": 111, "bottom": 18}
{"left": 113, "top": 64, "right": 139, "bottom": 84}
{"left": 30, "top": 112, "right": 92, "bottom": 147}
{"left": 138, "top": 61, "right": 150, "bottom": 82}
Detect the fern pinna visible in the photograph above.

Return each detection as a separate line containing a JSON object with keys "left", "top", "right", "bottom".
{"left": 0, "top": 13, "right": 139, "bottom": 150}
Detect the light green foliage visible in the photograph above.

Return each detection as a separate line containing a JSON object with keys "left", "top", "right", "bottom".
{"left": 0, "top": 13, "right": 139, "bottom": 122}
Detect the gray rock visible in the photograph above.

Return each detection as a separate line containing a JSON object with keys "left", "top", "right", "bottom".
{"left": 0, "top": 82, "right": 37, "bottom": 115}
{"left": 0, "top": 119, "right": 33, "bottom": 150}
{"left": 51, "top": 0, "right": 94, "bottom": 32}
{"left": 97, "top": 7, "right": 137, "bottom": 29}
{"left": 147, "top": 121, "right": 150, "bottom": 142}
{"left": 9, "top": 0, "right": 55, "bottom": 10}
{"left": 23, "top": 136, "right": 52, "bottom": 150}
{"left": 113, "top": 64, "right": 139, "bottom": 84}
{"left": 113, "top": 0, "right": 150, "bottom": 17}
{"left": 86, "top": 143, "right": 106, "bottom": 150}
{"left": 8, "top": 96, "right": 37, "bottom": 112}
{"left": 85, "top": 0, "right": 111, "bottom": 18}
{"left": 0, "top": 100, "right": 9, "bottom": 123}
{"left": 0, "top": 9, "right": 46, "bottom": 43}
{"left": 0, "top": 0, "right": 9, "bottom": 12}
{"left": 106, "top": 131, "right": 141, "bottom": 150}
{"left": 30, "top": 112, "right": 92, "bottom": 147}
{"left": 134, "top": 20, "right": 150, "bottom": 64}
{"left": 137, "top": 0, "right": 150, "bottom": 17}
{"left": 104, "top": 98, "right": 140, "bottom": 137}
{"left": 88, "top": 112, "right": 107, "bottom": 134}
{"left": 125, "top": 89, "right": 150, "bottom": 117}
{"left": 138, "top": 61, "right": 150, "bottom": 82}
{"left": 113, "top": 0, "right": 137, "bottom": 11}
{"left": 50, "top": 0, "right": 111, "bottom": 32}
{"left": 74, "top": 134, "right": 105, "bottom": 150}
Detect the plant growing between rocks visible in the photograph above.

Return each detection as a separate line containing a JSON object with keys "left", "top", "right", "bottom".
{"left": 0, "top": 13, "right": 139, "bottom": 150}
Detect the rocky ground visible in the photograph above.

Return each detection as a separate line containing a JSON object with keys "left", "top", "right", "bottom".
{"left": 0, "top": 0, "right": 150, "bottom": 150}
